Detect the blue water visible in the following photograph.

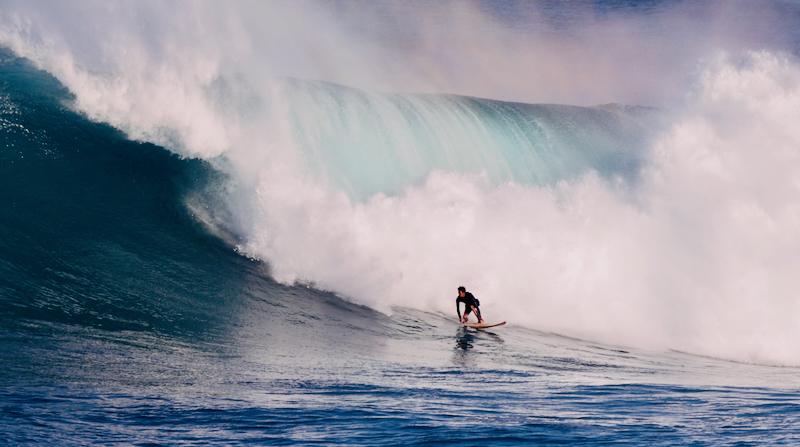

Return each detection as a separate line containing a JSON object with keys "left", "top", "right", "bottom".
{"left": 4, "top": 2, "right": 800, "bottom": 445}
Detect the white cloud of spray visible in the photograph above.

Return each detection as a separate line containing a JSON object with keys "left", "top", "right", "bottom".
{"left": 2, "top": 0, "right": 796, "bottom": 109}
{"left": 236, "top": 51, "right": 800, "bottom": 366}
{"left": 0, "top": 1, "right": 247, "bottom": 157}
{"left": 3, "top": 1, "right": 800, "bottom": 364}
{"left": 638, "top": 51, "right": 800, "bottom": 363}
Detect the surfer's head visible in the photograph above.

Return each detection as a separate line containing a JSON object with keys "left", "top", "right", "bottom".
{"left": 458, "top": 286, "right": 466, "bottom": 297}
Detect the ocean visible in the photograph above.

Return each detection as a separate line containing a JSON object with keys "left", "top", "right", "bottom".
{"left": 3, "top": 1, "right": 800, "bottom": 445}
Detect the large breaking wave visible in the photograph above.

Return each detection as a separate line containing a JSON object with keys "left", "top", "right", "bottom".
{"left": 3, "top": 1, "right": 800, "bottom": 365}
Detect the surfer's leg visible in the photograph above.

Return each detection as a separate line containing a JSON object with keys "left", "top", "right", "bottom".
{"left": 474, "top": 306, "right": 483, "bottom": 323}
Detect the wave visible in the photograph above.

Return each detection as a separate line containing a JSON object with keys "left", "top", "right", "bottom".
{"left": 0, "top": 51, "right": 246, "bottom": 336}
{"left": 3, "top": 2, "right": 800, "bottom": 366}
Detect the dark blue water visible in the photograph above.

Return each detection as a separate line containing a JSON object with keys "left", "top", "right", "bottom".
{"left": 3, "top": 18, "right": 800, "bottom": 446}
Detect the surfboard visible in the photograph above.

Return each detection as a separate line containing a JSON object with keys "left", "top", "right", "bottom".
{"left": 462, "top": 321, "right": 506, "bottom": 329}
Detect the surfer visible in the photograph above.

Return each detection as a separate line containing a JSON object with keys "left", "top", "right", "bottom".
{"left": 456, "top": 286, "right": 484, "bottom": 324}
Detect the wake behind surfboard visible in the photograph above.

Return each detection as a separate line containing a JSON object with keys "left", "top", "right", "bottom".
{"left": 462, "top": 321, "right": 506, "bottom": 329}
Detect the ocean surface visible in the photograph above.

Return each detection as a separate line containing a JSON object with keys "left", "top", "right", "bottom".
{"left": 3, "top": 1, "right": 800, "bottom": 445}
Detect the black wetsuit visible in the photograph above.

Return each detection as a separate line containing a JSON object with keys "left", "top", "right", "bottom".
{"left": 456, "top": 292, "right": 482, "bottom": 320}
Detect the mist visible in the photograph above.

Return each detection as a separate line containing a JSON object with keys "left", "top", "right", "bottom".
{"left": 2, "top": 0, "right": 798, "bottom": 107}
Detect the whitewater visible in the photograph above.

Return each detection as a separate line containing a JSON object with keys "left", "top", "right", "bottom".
{"left": 3, "top": 0, "right": 800, "bottom": 445}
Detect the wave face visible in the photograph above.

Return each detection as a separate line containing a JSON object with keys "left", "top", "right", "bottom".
{"left": 0, "top": 50, "right": 246, "bottom": 336}
{"left": 2, "top": 1, "right": 800, "bottom": 369}
{"left": 282, "top": 79, "right": 654, "bottom": 199}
